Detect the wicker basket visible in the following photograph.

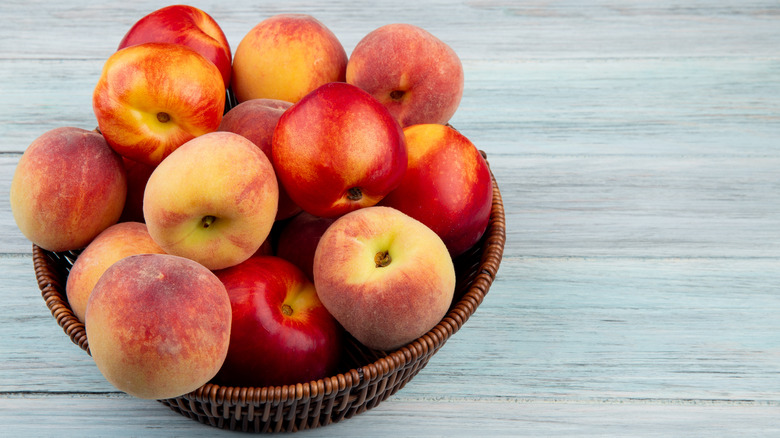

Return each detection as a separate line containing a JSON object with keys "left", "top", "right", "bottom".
{"left": 32, "top": 161, "right": 505, "bottom": 433}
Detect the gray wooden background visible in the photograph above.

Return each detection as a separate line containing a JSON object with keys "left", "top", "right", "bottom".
{"left": 1, "top": 1, "right": 778, "bottom": 436}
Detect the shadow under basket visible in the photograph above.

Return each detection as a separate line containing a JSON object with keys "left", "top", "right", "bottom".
{"left": 32, "top": 157, "right": 506, "bottom": 433}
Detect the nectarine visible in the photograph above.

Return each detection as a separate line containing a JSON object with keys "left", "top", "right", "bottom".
{"left": 272, "top": 82, "right": 407, "bottom": 218}
{"left": 93, "top": 42, "right": 226, "bottom": 166}
{"left": 381, "top": 124, "right": 492, "bottom": 256}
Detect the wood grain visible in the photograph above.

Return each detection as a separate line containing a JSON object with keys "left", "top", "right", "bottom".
{"left": 1, "top": 0, "right": 779, "bottom": 435}
{"left": 2, "top": 395, "right": 779, "bottom": 437}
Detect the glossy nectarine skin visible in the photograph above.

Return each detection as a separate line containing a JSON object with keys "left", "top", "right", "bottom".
{"left": 85, "top": 254, "right": 231, "bottom": 400}
{"left": 276, "top": 211, "right": 336, "bottom": 281}
{"left": 118, "top": 157, "right": 155, "bottom": 223}
{"left": 381, "top": 124, "right": 492, "bottom": 257}
{"left": 117, "top": 5, "right": 233, "bottom": 88}
{"left": 10, "top": 127, "right": 127, "bottom": 252}
{"left": 93, "top": 42, "right": 225, "bottom": 166}
{"left": 272, "top": 82, "right": 407, "bottom": 218}
{"left": 213, "top": 256, "right": 343, "bottom": 387}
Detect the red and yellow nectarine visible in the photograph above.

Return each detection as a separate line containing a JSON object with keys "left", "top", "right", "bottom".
{"left": 93, "top": 42, "right": 225, "bottom": 166}
{"left": 272, "top": 82, "right": 407, "bottom": 218}
{"left": 213, "top": 256, "right": 343, "bottom": 387}
{"left": 381, "top": 124, "right": 492, "bottom": 256}
{"left": 117, "top": 5, "right": 233, "bottom": 88}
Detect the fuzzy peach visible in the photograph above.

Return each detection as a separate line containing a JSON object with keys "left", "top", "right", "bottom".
{"left": 347, "top": 24, "right": 464, "bottom": 127}
{"left": 85, "top": 253, "right": 231, "bottom": 400}
{"left": 313, "top": 206, "right": 455, "bottom": 351}
{"left": 66, "top": 222, "right": 165, "bottom": 323}
{"left": 143, "top": 131, "right": 278, "bottom": 270}
{"left": 10, "top": 127, "right": 127, "bottom": 252}
{"left": 231, "top": 14, "right": 347, "bottom": 103}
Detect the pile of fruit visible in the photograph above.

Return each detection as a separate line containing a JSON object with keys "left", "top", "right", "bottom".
{"left": 11, "top": 5, "right": 493, "bottom": 401}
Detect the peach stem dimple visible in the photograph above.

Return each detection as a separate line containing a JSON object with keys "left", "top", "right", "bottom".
{"left": 389, "top": 90, "right": 405, "bottom": 100}
{"left": 201, "top": 216, "right": 216, "bottom": 228}
{"left": 375, "top": 251, "right": 391, "bottom": 268}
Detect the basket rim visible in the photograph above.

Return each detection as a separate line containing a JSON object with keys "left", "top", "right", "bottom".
{"left": 32, "top": 153, "right": 506, "bottom": 411}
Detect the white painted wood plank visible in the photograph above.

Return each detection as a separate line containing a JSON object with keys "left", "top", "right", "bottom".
{"left": 2, "top": 0, "right": 779, "bottom": 435}
{"left": 3, "top": 2, "right": 779, "bottom": 155}
{"left": 456, "top": 57, "right": 780, "bottom": 156}
{"left": 0, "top": 59, "right": 102, "bottom": 151}
{"left": 492, "top": 154, "right": 780, "bottom": 259}
{"left": 2, "top": 1, "right": 779, "bottom": 59}
{"left": 1, "top": 395, "right": 778, "bottom": 437}
{"left": 0, "top": 256, "right": 113, "bottom": 392}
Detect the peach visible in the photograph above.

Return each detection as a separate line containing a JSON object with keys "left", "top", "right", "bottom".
{"left": 10, "top": 127, "right": 127, "bottom": 252}
{"left": 231, "top": 14, "right": 347, "bottom": 103}
{"left": 313, "top": 206, "right": 455, "bottom": 351}
{"left": 347, "top": 23, "right": 464, "bottom": 127}
{"left": 143, "top": 131, "right": 278, "bottom": 270}
{"left": 93, "top": 42, "right": 225, "bottom": 166}
{"left": 85, "top": 253, "right": 231, "bottom": 399}
{"left": 218, "top": 98, "right": 301, "bottom": 220}
{"left": 66, "top": 222, "right": 165, "bottom": 323}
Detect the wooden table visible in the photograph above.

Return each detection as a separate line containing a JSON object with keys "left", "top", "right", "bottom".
{"left": 2, "top": 1, "right": 779, "bottom": 436}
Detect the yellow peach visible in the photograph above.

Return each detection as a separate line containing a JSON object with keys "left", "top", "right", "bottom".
{"left": 232, "top": 14, "right": 347, "bottom": 103}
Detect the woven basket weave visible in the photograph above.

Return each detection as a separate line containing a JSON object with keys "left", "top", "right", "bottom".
{"left": 32, "top": 161, "right": 505, "bottom": 433}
